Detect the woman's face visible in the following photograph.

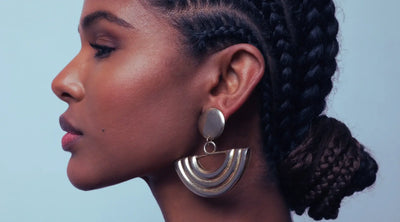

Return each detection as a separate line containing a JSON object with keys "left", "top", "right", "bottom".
{"left": 52, "top": 0, "right": 206, "bottom": 190}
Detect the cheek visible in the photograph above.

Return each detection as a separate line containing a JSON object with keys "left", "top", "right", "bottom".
{"left": 68, "top": 56, "right": 202, "bottom": 189}
{"left": 91, "top": 58, "right": 199, "bottom": 152}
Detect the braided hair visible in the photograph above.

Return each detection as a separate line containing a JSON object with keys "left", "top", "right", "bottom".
{"left": 146, "top": 0, "right": 378, "bottom": 220}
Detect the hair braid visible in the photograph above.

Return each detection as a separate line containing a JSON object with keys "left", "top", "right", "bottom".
{"left": 290, "top": 0, "right": 339, "bottom": 147}
{"left": 191, "top": 23, "right": 260, "bottom": 55}
{"left": 307, "top": 143, "right": 361, "bottom": 220}
{"left": 263, "top": 0, "right": 299, "bottom": 160}
{"left": 171, "top": 3, "right": 267, "bottom": 56}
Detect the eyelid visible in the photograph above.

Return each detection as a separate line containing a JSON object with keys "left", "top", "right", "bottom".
{"left": 95, "top": 31, "right": 118, "bottom": 43}
{"left": 85, "top": 29, "right": 121, "bottom": 58}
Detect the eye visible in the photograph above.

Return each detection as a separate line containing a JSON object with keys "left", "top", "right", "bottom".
{"left": 89, "top": 43, "right": 116, "bottom": 58}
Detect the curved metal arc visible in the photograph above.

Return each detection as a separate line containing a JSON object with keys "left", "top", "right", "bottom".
{"left": 183, "top": 151, "right": 237, "bottom": 187}
{"left": 191, "top": 150, "right": 234, "bottom": 178}
{"left": 175, "top": 148, "right": 250, "bottom": 198}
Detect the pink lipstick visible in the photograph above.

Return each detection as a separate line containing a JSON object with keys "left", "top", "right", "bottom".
{"left": 59, "top": 115, "right": 83, "bottom": 151}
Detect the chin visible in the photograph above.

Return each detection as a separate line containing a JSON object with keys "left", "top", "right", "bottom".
{"left": 67, "top": 164, "right": 101, "bottom": 191}
{"left": 66, "top": 161, "right": 115, "bottom": 191}
{"left": 66, "top": 158, "right": 138, "bottom": 191}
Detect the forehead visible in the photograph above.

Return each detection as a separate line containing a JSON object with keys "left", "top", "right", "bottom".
{"left": 81, "top": 0, "right": 168, "bottom": 31}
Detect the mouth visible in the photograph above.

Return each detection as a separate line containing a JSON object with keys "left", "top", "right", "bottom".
{"left": 59, "top": 115, "right": 83, "bottom": 151}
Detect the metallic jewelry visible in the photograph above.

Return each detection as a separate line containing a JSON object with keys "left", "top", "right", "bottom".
{"left": 175, "top": 108, "right": 249, "bottom": 198}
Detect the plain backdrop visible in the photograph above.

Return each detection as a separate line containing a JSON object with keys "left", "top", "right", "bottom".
{"left": 0, "top": 0, "right": 399, "bottom": 221}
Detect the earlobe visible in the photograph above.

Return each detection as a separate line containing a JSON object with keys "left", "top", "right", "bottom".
{"left": 206, "top": 44, "right": 265, "bottom": 119}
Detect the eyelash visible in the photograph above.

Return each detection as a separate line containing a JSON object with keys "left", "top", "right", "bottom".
{"left": 89, "top": 43, "right": 116, "bottom": 58}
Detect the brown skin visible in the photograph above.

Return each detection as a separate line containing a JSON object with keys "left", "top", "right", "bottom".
{"left": 52, "top": 0, "right": 292, "bottom": 221}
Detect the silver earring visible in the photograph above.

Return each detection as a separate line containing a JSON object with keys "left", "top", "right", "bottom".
{"left": 175, "top": 108, "right": 249, "bottom": 198}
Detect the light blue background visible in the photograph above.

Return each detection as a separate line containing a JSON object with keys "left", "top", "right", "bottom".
{"left": 0, "top": 0, "right": 398, "bottom": 221}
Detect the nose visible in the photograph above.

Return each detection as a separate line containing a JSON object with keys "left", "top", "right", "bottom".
{"left": 52, "top": 57, "right": 85, "bottom": 104}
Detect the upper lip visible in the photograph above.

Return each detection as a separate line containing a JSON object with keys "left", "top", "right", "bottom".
{"left": 59, "top": 115, "right": 83, "bottom": 135}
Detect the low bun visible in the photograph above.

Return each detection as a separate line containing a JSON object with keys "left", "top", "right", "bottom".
{"left": 278, "top": 115, "right": 378, "bottom": 220}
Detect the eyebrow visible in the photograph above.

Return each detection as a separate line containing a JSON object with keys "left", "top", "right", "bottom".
{"left": 81, "top": 10, "right": 134, "bottom": 29}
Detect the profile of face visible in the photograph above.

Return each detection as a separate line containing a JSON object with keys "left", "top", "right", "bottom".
{"left": 52, "top": 0, "right": 210, "bottom": 190}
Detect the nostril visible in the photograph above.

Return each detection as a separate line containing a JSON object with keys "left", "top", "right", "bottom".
{"left": 61, "top": 92, "right": 72, "bottom": 98}
{"left": 53, "top": 81, "right": 85, "bottom": 102}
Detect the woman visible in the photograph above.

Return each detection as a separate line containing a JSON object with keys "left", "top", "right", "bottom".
{"left": 52, "top": 0, "right": 378, "bottom": 221}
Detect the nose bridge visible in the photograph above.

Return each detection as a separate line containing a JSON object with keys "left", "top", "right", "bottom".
{"left": 52, "top": 54, "right": 86, "bottom": 103}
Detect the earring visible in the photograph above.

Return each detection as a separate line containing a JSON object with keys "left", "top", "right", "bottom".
{"left": 175, "top": 108, "right": 249, "bottom": 198}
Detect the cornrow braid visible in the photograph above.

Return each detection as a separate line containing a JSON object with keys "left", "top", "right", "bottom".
{"left": 146, "top": 0, "right": 378, "bottom": 220}
{"left": 183, "top": 17, "right": 261, "bottom": 56}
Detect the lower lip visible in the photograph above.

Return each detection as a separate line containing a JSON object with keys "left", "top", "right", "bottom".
{"left": 62, "top": 133, "right": 82, "bottom": 150}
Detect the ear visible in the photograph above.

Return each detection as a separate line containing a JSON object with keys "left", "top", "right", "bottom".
{"left": 203, "top": 44, "right": 265, "bottom": 119}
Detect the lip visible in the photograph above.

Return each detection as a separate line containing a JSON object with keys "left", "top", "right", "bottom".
{"left": 59, "top": 115, "right": 83, "bottom": 151}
